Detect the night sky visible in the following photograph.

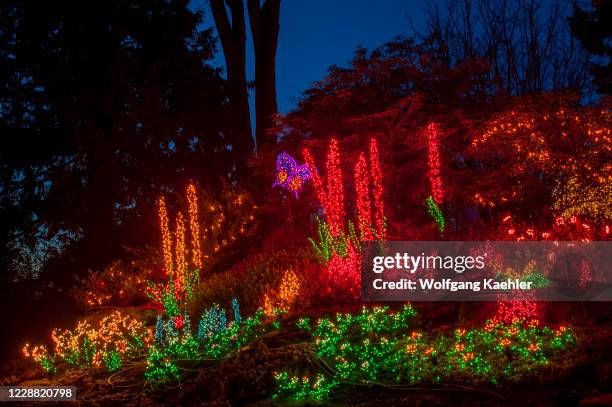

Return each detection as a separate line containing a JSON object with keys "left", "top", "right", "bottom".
{"left": 201, "top": 0, "right": 427, "bottom": 119}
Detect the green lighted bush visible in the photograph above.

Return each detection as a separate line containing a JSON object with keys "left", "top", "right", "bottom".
{"left": 275, "top": 306, "right": 577, "bottom": 401}
{"left": 145, "top": 309, "right": 270, "bottom": 381}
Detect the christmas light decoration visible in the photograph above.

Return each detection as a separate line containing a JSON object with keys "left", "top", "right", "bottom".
{"left": 78, "top": 261, "right": 154, "bottom": 309}
{"left": 499, "top": 214, "right": 603, "bottom": 242}
{"left": 302, "top": 139, "right": 345, "bottom": 236}
{"left": 355, "top": 153, "right": 373, "bottom": 240}
{"left": 24, "top": 311, "right": 151, "bottom": 373}
{"left": 273, "top": 152, "right": 312, "bottom": 198}
{"left": 494, "top": 301, "right": 539, "bottom": 325}
{"left": 263, "top": 269, "right": 301, "bottom": 317}
{"left": 325, "top": 139, "right": 344, "bottom": 236}
{"left": 197, "top": 304, "right": 225, "bottom": 338}
{"left": 425, "top": 123, "right": 444, "bottom": 204}
{"left": 172, "top": 314, "right": 184, "bottom": 330}
{"left": 308, "top": 219, "right": 360, "bottom": 264}
{"left": 149, "top": 188, "right": 210, "bottom": 316}
{"left": 305, "top": 138, "right": 387, "bottom": 296}
{"left": 174, "top": 212, "right": 186, "bottom": 298}
{"left": 155, "top": 315, "right": 164, "bottom": 346}
{"left": 147, "top": 279, "right": 180, "bottom": 317}
{"left": 263, "top": 293, "right": 276, "bottom": 318}
{"left": 146, "top": 310, "right": 269, "bottom": 381}
{"left": 275, "top": 306, "right": 576, "bottom": 401}
{"left": 492, "top": 211, "right": 608, "bottom": 323}
{"left": 425, "top": 196, "right": 445, "bottom": 233}
{"left": 470, "top": 106, "right": 610, "bottom": 219}
{"left": 158, "top": 197, "right": 173, "bottom": 275}
{"left": 22, "top": 344, "right": 54, "bottom": 373}
{"left": 279, "top": 270, "right": 300, "bottom": 308}
{"left": 274, "top": 372, "right": 336, "bottom": 401}
{"left": 186, "top": 183, "right": 203, "bottom": 270}
{"left": 326, "top": 243, "right": 360, "bottom": 296}
{"left": 232, "top": 298, "right": 242, "bottom": 324}
{"left": 302, "top": 148, "right": 326, "bottom": 211}
{"left": 369, "top": 138, "right": 385, "bottom": 240}
{"left": 197, "top": 313, "right": 207, "bottom": 341}
{"left": 553, "top": 172, "right": 612, "bottom": 222}
{"left": 144, "top": 339, "right": 197, "bottom": 381}
{"left": 166, "top": 318, "right": 178, "bottom": 343}
{"left": 183, "top": 313, "right": 192, "bottom": 337}
{"left": 219, "top": 309, "right": 227, "bottom": 332}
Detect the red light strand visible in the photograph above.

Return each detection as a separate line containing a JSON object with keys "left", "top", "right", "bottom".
{"left": 326, "top": 139, "right": 344, "bottom": 236}
{"left": 303, "top": 148, "right": 326, "bottom": 209}
{"left": 303, "top": 139, "right": 345, "bottom": 236}
{"left": 369, "top": 138, "right": 385, "bottom": 240}
{"left": 355, "top": 153, "right": 373, "bottom": 240}
{"left": 426, "top": 123, "right": 444, "bottom": 204}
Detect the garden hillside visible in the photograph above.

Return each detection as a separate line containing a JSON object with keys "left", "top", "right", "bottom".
{"left": 1, "top": 3, "right": 611, "bottom": 404}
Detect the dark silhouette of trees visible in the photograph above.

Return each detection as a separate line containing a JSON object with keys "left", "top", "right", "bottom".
{"left": 418, "top": 0, "right": 591, "bottom": 97}
{"left": 247, "top": 0, "right": 280, "bottom": 145}
{"left": 210, "top": 0, "right": 280, "bottom": 152}
{"left": 210, "top": 0, "right": 254, "bottom": 175}
{"left": 570, "top": 0, "right": 612, "bottom": 95}
{"left": 0, "top": 0, "right": 230, "bottom": 282}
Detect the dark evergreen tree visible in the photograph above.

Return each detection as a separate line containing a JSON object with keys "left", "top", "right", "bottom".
{"left": 570, "top": 0, "right": 612, "bottom": 95}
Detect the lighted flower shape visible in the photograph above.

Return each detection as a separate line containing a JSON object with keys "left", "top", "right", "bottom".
{"left": 273, "top": 152, "right": 311, "bottom": 198}
{"left": 527, "top": 343, "right": 540, "bottom": 352}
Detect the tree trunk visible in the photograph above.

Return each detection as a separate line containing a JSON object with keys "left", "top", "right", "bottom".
{"left": 210, "top": 0, "right": 254, "bottom": 177}
{"left": 247, "top": 0, "right": 280, "bottom": 148}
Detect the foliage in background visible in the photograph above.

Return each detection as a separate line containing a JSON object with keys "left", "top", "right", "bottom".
{"left": 71, "top": 246, "right": 160, "bottom": 308}
{"left": 188, "top": 247, "right": 322, "bottom": 319}
{"left": 469, "top": 98, "right": 611, "bottom": 225}
{"left": 190, "top": 181, "right": 259, "bottom": 274}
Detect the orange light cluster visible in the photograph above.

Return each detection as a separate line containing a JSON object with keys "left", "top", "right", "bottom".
{"left": 501, "top": 213, "right": 607, "bottom": 242}
{"left": 263, "top": 269, "right": 301, "bottom": 317}
{"left": 25, "top": 311, "right": 150, "bottom": 369}
{"left": 22, "top": 344, "right": 51, "bottom": 363}
{"left": 174, "top": 211, "right": 186, "bottom": 296}
{"left": 499, "top": 338, "right": 512, "bottom": 347}
{"left": 186, "top": 184, "right": 203, "bottom": 270}
{"left": 158, "top": 197, "right": 173, "bottom": 276}
{"left": 86, "top": 291, "right": 112, "bottom": 307}
{"left": 553, "top": 171, "right": 612, "bottom": 222}
{"left": 484, "top": 318, "right": 500, "bottom": 332}
{"left": 81, "top": 265, "right": 150, "bottom": 308}
{"left": 471, "top": 106, "right": 611, "bottom": 221}
{"left": 51, "top": 312, "right": 150, "bottom": 365}
{"left": 527, "top": 343, "right": 540, "bottom": 352}
{"left": 462, "top": 352, "right": 475, "bottom": 362}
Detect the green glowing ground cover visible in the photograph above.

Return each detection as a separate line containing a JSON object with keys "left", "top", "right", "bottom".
{"left": 274, "top": 305, "right": 576, "bottom": 401}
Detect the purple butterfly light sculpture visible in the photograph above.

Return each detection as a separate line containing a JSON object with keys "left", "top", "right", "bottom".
{"left": 272, "top": 152, "right": 311, "bottom": 198}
